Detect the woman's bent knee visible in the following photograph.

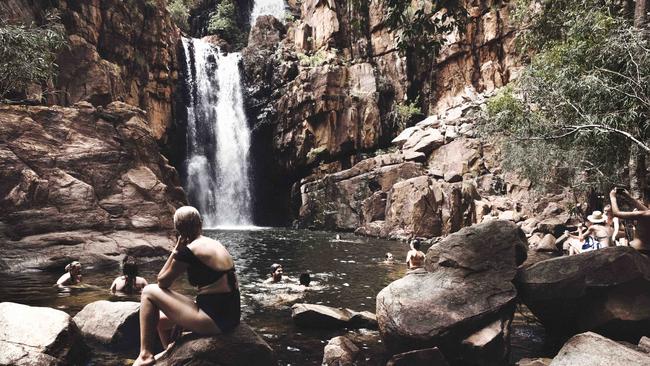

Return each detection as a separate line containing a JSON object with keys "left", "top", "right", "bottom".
{"left": 142, "top": 283, "right": 160, "bottom": 297}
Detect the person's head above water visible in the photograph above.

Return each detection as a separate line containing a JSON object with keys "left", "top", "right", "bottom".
{"left": 123, "top": 256, "right": 138, "bottom": 278}
{"left": 270, "top": 263, "right": 283, "bottom": 282}
{"left": 385, "top": 252, "right": 394, "bottom": 261}
{"left": 299, "top": 273, "right": 311, "bottom": 287}
{"left": 174, "top": 206, "right": 202, "bottom": 242}
{"left": 65, "top": 261, "right": 82, "bottom": 276}
{"left": 412, "top": 239, "right": 422, "bottom": 251}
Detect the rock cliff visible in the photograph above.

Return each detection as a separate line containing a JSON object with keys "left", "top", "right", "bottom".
{"left": 0, "top": 0, "right": 181, "bottom": 142}
{"left": 0, "top": 102, "right": 186, "bottom": 270}
{"left": 242, "top": 0, "right": 520, "bottom": 224}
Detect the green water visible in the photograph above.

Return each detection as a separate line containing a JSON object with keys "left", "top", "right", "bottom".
{"left": 0, "top": 228, "right": 546, "bottom": 365}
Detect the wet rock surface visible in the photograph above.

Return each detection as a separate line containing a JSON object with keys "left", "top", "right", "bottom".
{"left": 72, "top": 300, "right": 139, "bottom": 349}
{"left": 0, "top": 103, "right": 185, "bottom": 270}
{"left": 386, "top": 347, "right": 449, "bottom": 366}
{"left": 156, "top": 322, "right": 277, "bottom": 366}
{"left": 291, "top": 303, "right": 377, "bottom": 329}
{"left": 549, "top": 332, "right": 650, "bottom": 366}
{"left": 515, "top": 246, "right": 650, "bottom": 340}
{"left": 322, "top": 335, "right": 359, "bottom": 366}
{"left": 0, "top": 302, "right": 86, "bottom": 366}
{"left": 376, "top": 220, "right": 527, "bottom": 365}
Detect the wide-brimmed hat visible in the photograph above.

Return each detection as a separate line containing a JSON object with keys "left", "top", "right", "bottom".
{"left": 587, "top": 210, "right": 606, "bottom": 223}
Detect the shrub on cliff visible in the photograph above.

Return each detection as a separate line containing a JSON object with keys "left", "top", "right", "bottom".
{"left": 167, "top": 0, "right": 191, "bottom": 33}
{"left": 481, "top": 1, "right": 649, "bottom": 196}
{"left": 0, "top": 12, "right": 66, "bottom": 100}
{"left": 207, "top": 0, "right": 245, "bottom": 48}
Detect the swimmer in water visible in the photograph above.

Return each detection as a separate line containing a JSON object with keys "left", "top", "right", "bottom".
{"left": 384, "top": 252, "right": 394, "bottom": 264}
{"left": 56, "top": 261, "right": 82, "bottom": 287}
{"left": 264, "top": 263, "right": 284, "bottom": 283}
{"left": 299, "top": 273, "right": 311, "bottom": 287}
{"left": 110, "top": 256, "right": 148, "bottom": 294}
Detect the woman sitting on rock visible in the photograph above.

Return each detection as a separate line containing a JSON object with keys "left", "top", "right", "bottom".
{"left": 133, "top": 206, "right": 240, "bottom": 366}
{"left": 55, "top": 261, "right": 82, "bottom": 287}
{"left": 110, "top": 256, "right": 148, "bottom": 294}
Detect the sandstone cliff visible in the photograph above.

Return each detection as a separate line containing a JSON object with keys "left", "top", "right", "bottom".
{"left": 0, "top": 0, "right": 181, "bottom": 141}
{"left": 242, "top": 0, "right": 527, "bottom": 230}
{"left": 0, "top": 102, "right": 186, "bottom": 270}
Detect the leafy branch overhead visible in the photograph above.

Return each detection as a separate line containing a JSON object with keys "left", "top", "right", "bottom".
{"left": 0, "top": 12, "right": 67, "bottom": 99}
{"left": 385, "top": 0, "right": 467, "bottom": 59}
{"left": 481, "top": 1, "right": 650, "bottom": 192}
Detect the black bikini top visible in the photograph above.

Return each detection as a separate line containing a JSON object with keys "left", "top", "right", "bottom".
{"left": 174, "top": 246, "right": 236, "bottom": 288}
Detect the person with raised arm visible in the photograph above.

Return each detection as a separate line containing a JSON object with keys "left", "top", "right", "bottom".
{"left": 610, "top": 188, "right": 650, "bottom": 255}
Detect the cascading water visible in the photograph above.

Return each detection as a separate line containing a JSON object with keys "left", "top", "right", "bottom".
{"left": 182, "top": 38, "right": 253, "bottom": 228}
{"left": 250, "top": 0, "right": 286, "bottom": 25}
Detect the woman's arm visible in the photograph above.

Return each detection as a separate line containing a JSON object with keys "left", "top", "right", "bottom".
{"left": 610, "top": 189, "right": 648, "bottom": 219}
{"left": 56, "top": 273, "right": 70, "bottom": 286}
{"left": 157, "top": 236, "right": 189, "bottom": 289}
{"left": 110, "top": 278, "right": 117, "bottom": 294}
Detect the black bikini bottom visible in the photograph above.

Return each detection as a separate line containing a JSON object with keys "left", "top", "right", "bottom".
{"left": 196, "top": 290, "right": 241, "bottom": 333}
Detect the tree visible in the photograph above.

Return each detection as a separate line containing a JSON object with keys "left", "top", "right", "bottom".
{"left": 0, "top": 12, "right": 66, "bottom": 100}
{"left": 482, "top": 1, "right": 649, "bottom": 196}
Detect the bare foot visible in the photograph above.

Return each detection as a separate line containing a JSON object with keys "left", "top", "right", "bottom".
{"left": 132, "top": 354, "right": 155, "bottom": 366}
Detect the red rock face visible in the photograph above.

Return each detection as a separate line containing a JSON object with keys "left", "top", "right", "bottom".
{"left": 0, "top": 0, "right": 181, "bottom": 142}
{"left": 0, "top": 102, "right": 186, "bottom": 270}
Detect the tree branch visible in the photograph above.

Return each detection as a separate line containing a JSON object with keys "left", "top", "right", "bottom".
{"left": 517, "top": 124, "right": 650, "bottom": 153}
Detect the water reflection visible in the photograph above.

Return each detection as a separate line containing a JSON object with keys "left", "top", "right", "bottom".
{"left": 0, "top": 229, "right": 407, "bottom": 365}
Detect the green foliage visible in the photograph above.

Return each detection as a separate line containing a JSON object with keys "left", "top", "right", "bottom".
{"left": 481, "top": 2, "right": 649, "bottom": 192}
{"left": 385, "top": 0, "right": 467, "bottom": 59}
{"left": 395, "top": 97, "right": 422, "bottom": 130}
{"left": 0, "top": 12, "right": 66, "bottom": 99}
{"left": 297, "top": 49, "right": 328, "bottom": 67}
{"left": 207, "top": 0, "right": 245, "bottom": 47}
{"left": 167, "top": 0, "right": 191, "bottom": 33}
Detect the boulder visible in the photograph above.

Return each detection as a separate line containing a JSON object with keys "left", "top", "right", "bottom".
{"left": 515, "top": 247, "right": 650, "bottom": 340}
{"left": 377, "top": 220, "right": 527, "bottom": 365}
{"left": 291, "top": 303, "right": 377, "bottom": 329}
{"left": 386, "top": 347, "right": 449, "bottom": 366}
{"left": 534, "top": 234, "right": 558, "bottom": 252}
{"left": 403, "top": 129, "right": 445, "bottom": 154}
{"left": 322, "top": 336, "right": 359, "bottom": 366}
{"left": 156, "top": 323, "right": 277, "bottom": 366}
{"left": 549, "top": 332, "right": 650, "bottom": 366}
{"left": 0, "top": 302, "right": 85, "bottom": 365}
{"left": 639, "top": 336, "right": 650, "bottom": 353}
{"left": 72, "top": 300, "right": 139, "bottom": 348}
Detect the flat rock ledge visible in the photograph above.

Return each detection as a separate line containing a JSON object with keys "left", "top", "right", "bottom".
{"left": 156, "top": 322, "right": 277, "bottom": 366}
{"left": 0, "top": 302, "right": 86, "bottom": 366}
{"left": 291, "top": 303, "right": 378, "bottom": 329}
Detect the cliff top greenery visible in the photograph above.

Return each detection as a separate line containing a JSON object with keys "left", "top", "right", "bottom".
{"left": 481, "top": 0, "right": 649, "bottom": 195}
{"left": 0, "top": 12, "right": 66, "bottom": 100}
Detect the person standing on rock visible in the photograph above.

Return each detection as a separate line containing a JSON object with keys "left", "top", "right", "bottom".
{"left": 133, "top": 206, "right": 240, "bottom": 366}
{"left": 406, "top": 240, "right": 425, "bottom": 270}
{"left": 110, "top": 256, "right": 148, "bottom": 294}
{"left": 55, "top": 261, "right": 82, "bottom": 287}
{"left": 610, "top": 188, "right": 650, "bottom": 255}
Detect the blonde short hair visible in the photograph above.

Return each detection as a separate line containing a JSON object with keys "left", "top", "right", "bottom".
{"left": 174, "top": 206, "right": 202, "bottom": 240}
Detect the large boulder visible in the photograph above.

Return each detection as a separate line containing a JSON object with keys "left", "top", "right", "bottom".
{"left": 549, "top": 332, "right": 650, "bottom": 366}
{"left": 322, "top": 336, "right": 359, "bottom": 366}
{"left": 291, "top": 303, "right": 377, "bottom": 329}
{"left": 376, "top": 220, "right": 527, "bottom": 365}
{"left": 156, "top": 323, "right": 277, "bottom": 366}
{"left": 515, "top": 246, "right": 650, "bottom": 340}
{"left": 72, "top": 300, "right": 139, "bottom": 349}
{"left": 0, "top": 302, "right": 85, "bottom": 365}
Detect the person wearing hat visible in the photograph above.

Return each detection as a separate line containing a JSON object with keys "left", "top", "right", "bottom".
{"left": 578, "top": 210, "right": 613, "bottom": 250}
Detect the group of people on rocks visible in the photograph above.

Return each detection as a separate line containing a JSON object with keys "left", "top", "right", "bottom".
{"left": 566, "top": 188, "right": 649, "bottom": 256}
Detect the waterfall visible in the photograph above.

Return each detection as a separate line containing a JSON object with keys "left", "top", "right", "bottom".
{"left": 250, "top": 0, "right": 286, "bottom": 25}
{"left": 182, "top": 38, "right": 253, "bottom": 228}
